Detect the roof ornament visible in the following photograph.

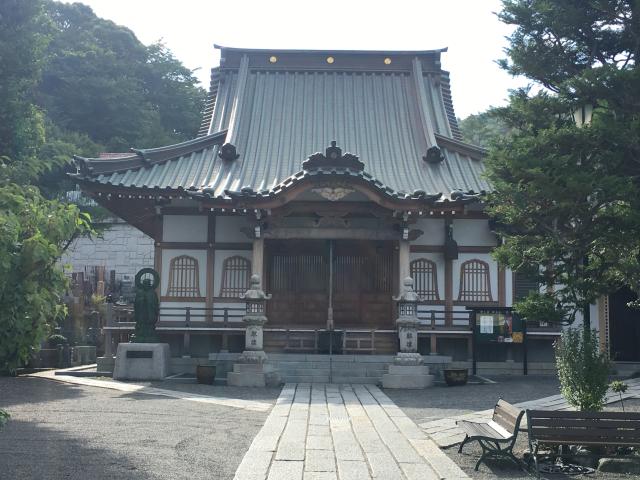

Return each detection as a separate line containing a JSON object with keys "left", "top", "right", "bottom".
{"left": 423, "top": 145, "right": 444, "bottom": 163}
{"left": 302, "top": 140, "right": 364, "bottom": 171}
{"left": 218, "top": 143, "right": 240, "bottom": 161}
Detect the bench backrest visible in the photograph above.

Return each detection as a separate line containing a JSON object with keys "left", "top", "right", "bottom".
{"left": 527, "top": 409, "right": 640, "bottom": 446}
{"left": 492, "top": 399, "right": 525, "bottom": 435}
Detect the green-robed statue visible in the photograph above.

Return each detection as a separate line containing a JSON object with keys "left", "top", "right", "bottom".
{"left": 133, "top": 268, "right": 160, "bottom": 343}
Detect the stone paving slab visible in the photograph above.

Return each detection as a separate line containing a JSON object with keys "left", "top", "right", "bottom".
{"left": 420, "top": 378, "right": 640, "bottom": 448}
{"left": 28, "top": 368, "right": 273, "bottom": 412}
{"left": 234, "top": 383, "right": 469, "bottom": 480}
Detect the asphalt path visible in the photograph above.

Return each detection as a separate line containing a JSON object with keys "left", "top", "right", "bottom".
{"left": 0, "top": 376, "right": 280, "bottom": 480}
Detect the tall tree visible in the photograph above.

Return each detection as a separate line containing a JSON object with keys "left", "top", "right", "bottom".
{"left": 39, "top": 1, "right": 206, "bottom": 151}
{"left": 0, "top": 0, "right": 94, "bottom": 373}
{"left": 487, "top": 1, "right": 640, "bottom": 332}
{"left": 0, "top": 0, "right": 49, "bottom": 181}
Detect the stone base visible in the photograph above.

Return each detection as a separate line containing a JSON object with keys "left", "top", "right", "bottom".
{"left": 382, "top": 364, "right": 434, "bottom": 389}
{"left": 227, "top": 362, "right": 281, "bottom": 387}
{"left": 113, "top": 343, "right": 170, "bottom": 381}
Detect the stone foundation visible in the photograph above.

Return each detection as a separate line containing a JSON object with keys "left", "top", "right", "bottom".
{"left": 113, "top": 343, "right": 170, "bottom": 381}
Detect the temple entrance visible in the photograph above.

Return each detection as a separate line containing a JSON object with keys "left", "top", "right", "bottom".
{"left": 266, "top": 240, "right": 395, "bottom": 328}
{"left": 609, "top": 287, "right": 640, "bottom": 361}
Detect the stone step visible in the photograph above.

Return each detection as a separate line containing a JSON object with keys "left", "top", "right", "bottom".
{"left": 282, "top": 375, "right": 331, "bottom": 383}
{"left": 330, "top": 376, "right": 379, "bottom": 384}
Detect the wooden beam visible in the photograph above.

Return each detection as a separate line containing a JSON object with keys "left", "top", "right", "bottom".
{"left": 263, "top": 227, "right": 401, "bottom": 240}
{"left": 498, "top": 266, "right": 506, "bottom": 307}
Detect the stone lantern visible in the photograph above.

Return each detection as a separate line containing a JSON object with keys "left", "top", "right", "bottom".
{"left": 382, "top": 276, "right": 434, "bottom": 389}
{"left": 227, "top": 274, "right": 280, "bottom": 387}
{"left": 394, "top": 277, "right": 421, "bottom": 361}
{"left": 239, "top": 274, "right": 271, "bottom": 363}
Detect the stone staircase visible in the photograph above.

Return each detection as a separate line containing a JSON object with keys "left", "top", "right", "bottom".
{"left": 267, "top": 353, "right": 451, "bottom": 384}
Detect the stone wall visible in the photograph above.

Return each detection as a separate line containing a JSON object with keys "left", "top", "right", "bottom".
{"left": 61, "top": 219, "right": 154, "bottom": 281}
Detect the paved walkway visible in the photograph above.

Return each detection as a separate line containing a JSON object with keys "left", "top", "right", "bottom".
{"left": 421, "top": 377, "right": 640, "bottom": 448}
{"left": 28, "top": 368, "right": 272, "bottom": 412}
{"left": 234, "top": 383, "right": 469, "bottom": 480}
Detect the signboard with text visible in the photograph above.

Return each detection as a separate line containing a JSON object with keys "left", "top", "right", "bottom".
{"left": 474, "top": 310, "right": 523, "bottom": 343}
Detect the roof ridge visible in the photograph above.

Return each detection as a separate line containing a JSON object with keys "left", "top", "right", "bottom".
{"left": 74, "top": 130, "right": 227, "bottom": 177}
{"left": 435, "top": 133, "right": 487, "bottom": 158}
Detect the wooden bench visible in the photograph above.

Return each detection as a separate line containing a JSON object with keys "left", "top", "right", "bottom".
{"left": 527, "top": 409, "right": 640, "bottom": 477}
{"left": 457, "top": 399, "right": 525, "bottom": 471}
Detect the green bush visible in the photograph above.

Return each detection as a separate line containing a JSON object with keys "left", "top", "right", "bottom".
{"left": 555, "top": 328, "right": 610, "bottom": 411}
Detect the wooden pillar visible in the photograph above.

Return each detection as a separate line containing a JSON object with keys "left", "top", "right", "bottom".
{"left": 398, "top": 239, "right": 410, "bottom": 286}
{"left": 252, "top": 237, "right": 265, "bottom": 279}
{"left": 206, "top": 216, "right": 216, "bottom": 323}
{"left": 430, "top": 334, "right": 437, "bottom": 355}
{"left": 498, "top": 266, "right": 506, "bottom": 307}
{"left": 154, "top": 214, "right": 163, "bottom": 296}
{"left": 444, "top": 218, "right": 453, "bottom": 326}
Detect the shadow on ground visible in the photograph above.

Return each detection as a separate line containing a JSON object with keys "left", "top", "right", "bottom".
{"left": 0, "top": 419, "right": 151, "bottom": 480}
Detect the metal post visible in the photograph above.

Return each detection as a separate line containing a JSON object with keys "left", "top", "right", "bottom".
{"left": 523, "top": 319, "right": 528, "bottom": 376}
{"left": 472, "top": 310, "right": 477, "bottom": 375}
{"left": 327, "top": 240, "right": 334, "bottom": 330}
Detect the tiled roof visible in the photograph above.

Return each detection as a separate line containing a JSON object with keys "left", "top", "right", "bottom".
{"left": 74, "top": 47, "right": 488, "bottom": 202}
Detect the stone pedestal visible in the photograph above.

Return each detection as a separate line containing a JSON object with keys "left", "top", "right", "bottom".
{"left": 113, "top": 343, "right": 170, "bottom": 381}
{"left": 227, "top": 362, "right": 281, "bottom": 387}
{"left": 382, "top": 354, "right": 435, "bottom": 389}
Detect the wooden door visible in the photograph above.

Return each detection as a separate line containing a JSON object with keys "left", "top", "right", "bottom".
{"left": 609, "top": 287, "right": 640, "bottom": 361}
{"left": 333, "top": 241, "right": 394, "bottom": 328}
{"left": 266, "top": 240, "right": 329, "bottom": 327}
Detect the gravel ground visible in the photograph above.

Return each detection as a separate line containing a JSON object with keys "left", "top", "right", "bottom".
{"left": 0, "top": 376, "right": 280, "bottom": 480}
{"left": 385, "top": 375, "right": 561, "bottom": 425}
{"left": 387, "top": 377, "right": 639, "bottom": 479}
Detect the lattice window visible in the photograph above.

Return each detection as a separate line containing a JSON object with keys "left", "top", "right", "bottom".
{"left": 410, "top": 258, "right": 440, "bottom": 301}
{"left": 166, "top": 255, "right": 201, "bottom": 297}
{"left": 458, "top": 259, "right": 493, "bottom": 302}
{"left": 219, "top": 256, "right": 251, "bottom": 298}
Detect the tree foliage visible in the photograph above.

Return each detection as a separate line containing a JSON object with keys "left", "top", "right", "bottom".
{"left": 0, "top": 0, "right": 207, "bottom": 371}
{"left": 39, "top": 1, "right": 206, "bottom": 152}
{"left": 487, "top": 1, "right": 640, "bottom": 326}
{"left": 458, "top": 111, "right": 511, "bottom": 148}
{"left": 0, "top": 185, "right": 93, "bottom": 373}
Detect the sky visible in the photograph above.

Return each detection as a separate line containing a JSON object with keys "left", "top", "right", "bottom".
{"left": 61, "top": 0, "right": 528, "bottom": 118}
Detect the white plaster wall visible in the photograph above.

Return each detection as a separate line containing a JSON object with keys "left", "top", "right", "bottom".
{"left": 409, "top": 252, "right": 444, "bottom": 300}
{"left": 60, "top": 221, "right": 154, "bottom": 280}
{"left": 162, "top": 215, "right": 208, "bottom": 242}
{"left": 452, "top": 253, "right": 498, "bottom": 302}
{"left": 412, "top": 219, "right": 445, "bottom": 246}
{"left": 452, "top": 219, "right": 497, "bottom": 247}
{"left": 160, "top": 249, "right": 208, "bottom": 297}
{"left": 159, "top": 301, "right": 207, "bottom": 322}
{"left": 214, "top": 250, "right": 252, "bottom": 297}
{"left": 215, "top": 216, "right": 252, "bottom": 243}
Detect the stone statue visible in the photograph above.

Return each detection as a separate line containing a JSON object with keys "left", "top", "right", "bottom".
{"left": 133, "top": 268, "right": 160, "bottom": 343}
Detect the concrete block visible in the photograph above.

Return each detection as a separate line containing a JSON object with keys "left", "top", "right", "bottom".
{"left": 381, "top": 373, "right": 434, "bottom": 389}
{"left": 305, "top": 450, "right": 336, "bottom": 472}
{"left": 113, "top": 343, "right": 170, "bottom": 381}
{"left": 388, "top": 364, "right": 430, "bottom": 375}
